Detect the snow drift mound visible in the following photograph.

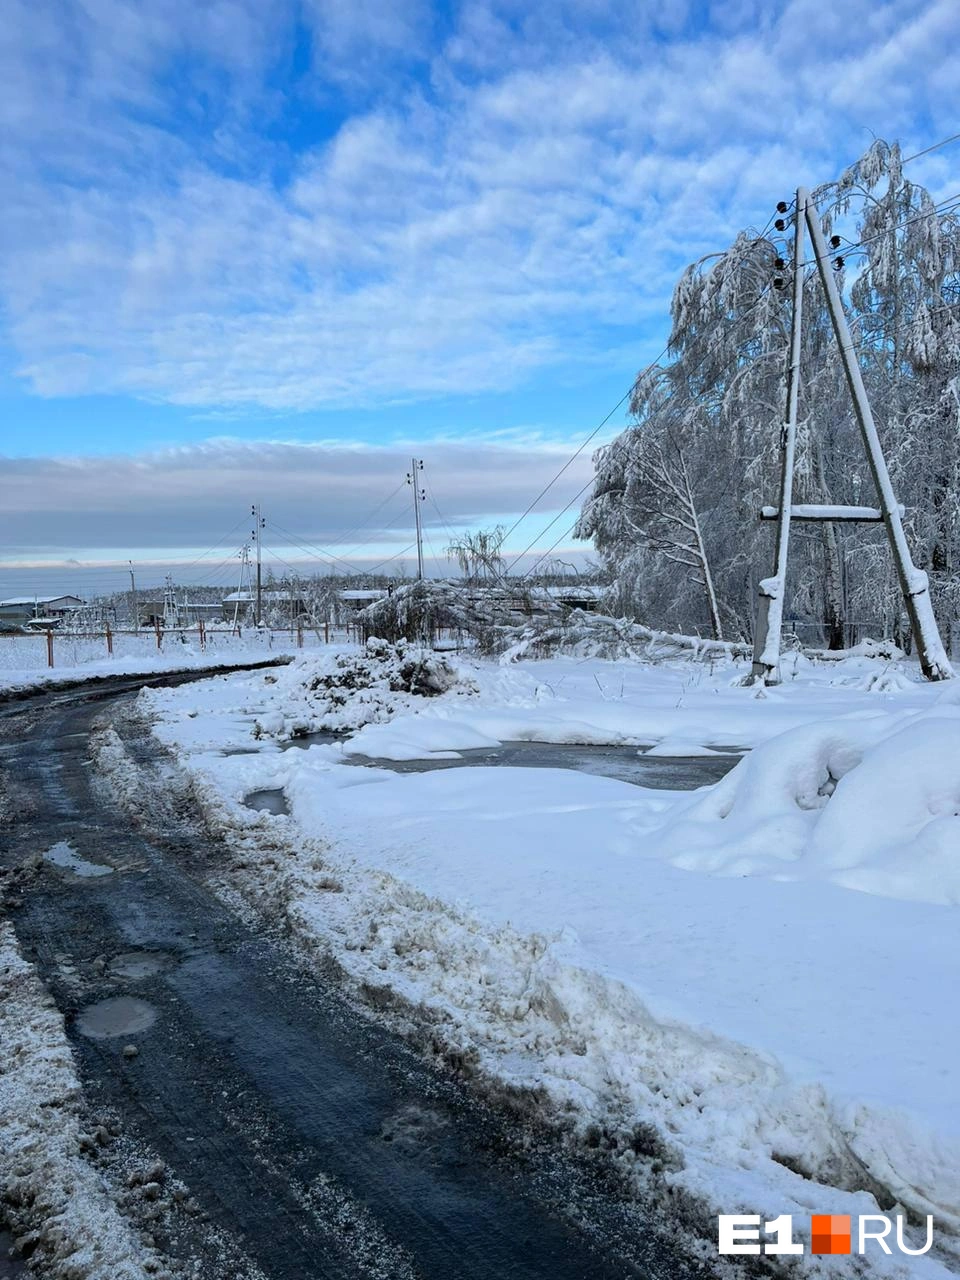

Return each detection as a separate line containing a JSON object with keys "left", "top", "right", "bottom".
{"left": 657, "top": 704, "right": 960, "bottom": 904}
{"left": 253, "top": 639, "right": 477, "bottom": 739}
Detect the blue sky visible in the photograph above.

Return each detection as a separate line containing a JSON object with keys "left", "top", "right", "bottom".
{"left": 2, "top": 0, "right": 959, "bottom": 594}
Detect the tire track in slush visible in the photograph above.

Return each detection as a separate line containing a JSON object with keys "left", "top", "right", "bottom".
{"left": 0, "top": 674, "right": 704, "bottom": 1280}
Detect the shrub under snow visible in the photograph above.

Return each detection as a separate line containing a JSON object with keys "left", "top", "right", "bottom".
{"left": 253, "top": 639, "right": 474, "bottom": 739}
{"left": 656, "top": 698, "right": 960, "bottom": 904}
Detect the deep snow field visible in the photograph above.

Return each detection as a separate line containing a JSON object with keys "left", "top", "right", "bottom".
{"left": 135, "top": 641, "right": 960, "bottom": 1277}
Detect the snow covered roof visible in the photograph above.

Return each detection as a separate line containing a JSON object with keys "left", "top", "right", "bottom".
{"left": 340, "top": 589, "right": 387, "bottom": 601}
{"left": 222, "top": 591, "right": 298, "bottom": 603}
{"left": 0, "top": 595, "right": 85, "bottom": 607}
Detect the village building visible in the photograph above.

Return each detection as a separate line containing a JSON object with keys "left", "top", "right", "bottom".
{"left": 0, "top": 595, "right": 85, "bottom": 630}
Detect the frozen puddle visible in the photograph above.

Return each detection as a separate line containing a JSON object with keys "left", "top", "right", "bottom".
{"left": 42, "top": 840, "right": 113, "bottom": 877}
{"left": 281, "top": 729, "right": 344, "bottom": 750}
{"left": 347, "top": 740, "right": 742, "bottom": 791}
{"left": 243, "top": 789, "right": 290, "bottom": 815}
{"left": 108, "top": 951, "right": 168, "bottom": 981}
{"left": 76, "top": 996, "right": 157, "bottom": 1040}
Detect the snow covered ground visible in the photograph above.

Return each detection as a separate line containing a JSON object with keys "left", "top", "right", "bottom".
{"left": 135, "top": 643, "right": 960, "bottom": 1276}
{"left": 0, "top": 631, "right": 307, "bottom": 697}
{"left": 0, "top": 625, "right": 374, "bottom": 695}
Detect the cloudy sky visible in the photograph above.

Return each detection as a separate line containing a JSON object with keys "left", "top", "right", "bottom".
{"left": 2, "top": 0, "right": 959, "bottom": 595}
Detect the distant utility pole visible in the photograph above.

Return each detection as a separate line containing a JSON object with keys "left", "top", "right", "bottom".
{"left": 233, "top": 544, "right": 250, "bottom": 629}
{"left": 128, "top": 561, "right": 139, "bottom": 632}
{"left": 163, "top": 574, "right": 178, "bottom": 630}
{"left": 251, "top": 504, "right": 265, "bottom": 625}
{"left": 407, "top": 459, "right": 425, "bottom": 580}
{"left": 750, "top": 187, "right": 953, "bottom": 683}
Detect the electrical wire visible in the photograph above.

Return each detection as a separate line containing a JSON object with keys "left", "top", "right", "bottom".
{"left": 265, "top": 520, "right": 360, "bottom": 573}
{"left": 902, "top": 131, "right": 960, "bottom": 166}
{"left": 505, "top": 283, "right": 780, "bottom": 578}
{"left": 799, "top": 189, "right": 960, "bottom": 269}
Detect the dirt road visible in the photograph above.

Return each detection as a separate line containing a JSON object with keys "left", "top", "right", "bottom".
{"left": 0, "top": 673, "right": 706, "bottom": 1280}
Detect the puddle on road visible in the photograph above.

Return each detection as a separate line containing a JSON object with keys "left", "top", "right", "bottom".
{"left": 345, "top": 740, "right": 742, "bottom": 791}
{"left": 77, "top": 996, "right": 157, "bottom": 1040}
{"left": 42, "top": 841, "right": 113, "bottom": 877}
{"left": 108, "top": 952, "right": 168, "bottom": 982}
{"left": 243, "top": 789, "right": 290, "bottom": 816}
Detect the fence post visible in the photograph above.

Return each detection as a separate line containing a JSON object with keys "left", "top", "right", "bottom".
{"left": 46, "top": 630, "right": 54, "bottom": 668}
{"left": 324, "top": 621, "right": 329, "bottom": 644}
{"left": 297, "top": 624, "right": 303, "bottom": 649}
{"left": 154, "top": 616, "right": 162, "bottom": 650}
{"left": 105, "top": 623, "right": 113, "bottom": 655}
{"left": 199, "top": 619, "right": 206, "bottom": 650}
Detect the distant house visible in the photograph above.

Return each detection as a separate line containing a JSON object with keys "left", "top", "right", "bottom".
{"left": 138, "top": 600, "right": 222, "bottom": 628}
{"left": 339, "top": 589, "right": 388, "bottom": 613}
{"left": 221, "top": 590, "right": 307, "bottom": 623}
{"left": 0, "top": 595, "right": 85, "bottom": 630}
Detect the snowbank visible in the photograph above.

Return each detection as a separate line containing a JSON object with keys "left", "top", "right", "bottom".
{"left": 656, "top": 695, "right": 960, "bottom": 904}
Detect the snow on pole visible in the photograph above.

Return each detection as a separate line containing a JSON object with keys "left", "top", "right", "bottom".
{"left": 802, "top": 188, "right": 953, "bottom": 682}
{"left": 750, "top": 190, "right": 806, "bottom": 685}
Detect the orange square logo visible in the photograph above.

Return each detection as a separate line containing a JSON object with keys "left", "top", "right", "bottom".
{"left": 811, "top": 1214, "right": 851, "bottom": 1255}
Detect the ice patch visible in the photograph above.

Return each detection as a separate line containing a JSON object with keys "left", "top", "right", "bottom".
{"left": 42, "top": 841, "right": 113, "bottom": 877}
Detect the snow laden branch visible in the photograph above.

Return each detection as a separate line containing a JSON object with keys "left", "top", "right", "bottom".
{"left": 578, "top": 138, "right": 960, "bottom": 657}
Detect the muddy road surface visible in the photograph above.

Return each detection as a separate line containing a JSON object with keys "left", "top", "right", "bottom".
{"left": 0, "top": 673, "right": 708, "bottom": 1280}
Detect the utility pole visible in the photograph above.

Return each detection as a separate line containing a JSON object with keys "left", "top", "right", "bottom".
{"left": 251, "top": 504, "right": 265, "bottom": 626}
{"left": 801, "top": 187, "right": 952, "bottom": 682}
{"left": 407, "top": 459, "right": 425, "bottom": 580}
{"left": 750, "top": 189, "right": 806, "bottom": 683}
{"left": 749, "top": 188, "right": 953, "bottom": 683}
{"left": 233, "top": 545, "right": 249, "bottom": 630}
{"left": 128, "top": 561, "right": 139, "bottom": 632}
{"left": 163, "top": 574, "right": 178, "bottom": 630}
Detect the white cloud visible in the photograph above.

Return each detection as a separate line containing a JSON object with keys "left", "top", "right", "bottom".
{"left": 0, "top": 435, "right": 599, "bottom": 554}
{"left": 2, "top": 0, "right": 959, "bottom": 412}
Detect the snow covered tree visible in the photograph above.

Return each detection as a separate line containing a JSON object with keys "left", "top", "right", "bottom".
{"left": 579, "top": 140, "right": 960, "bottom": 652}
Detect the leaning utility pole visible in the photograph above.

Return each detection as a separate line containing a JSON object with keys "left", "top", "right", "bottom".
{"left": 407, "top": 459, "right": 425, "bottom": 580}
{"left": 251, "top": 503, "right": 265, "bottom": 626}
{"left": 750, "top": 188, "right": 953, "bottom": 683}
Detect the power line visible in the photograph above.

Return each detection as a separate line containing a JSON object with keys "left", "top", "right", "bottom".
{"left": 333, "top": 481, "right": 408, "bottom": 549}
{"left": 505, "top": 283, "right": 779, "bottom": 577}
{"left": 362, "top": 543, "right": 418, "bottom": 575}
{"left": 266, "top": 520, "right": 360, "bottom": 573}
{"left": 173, "top": 518, "right": 249, "bottom": 576}
{"left": 799, "top": 188, "right": 960, "bottom": 269}
{"left": 902, "top": 131, "right": 960, "bottom": 165}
